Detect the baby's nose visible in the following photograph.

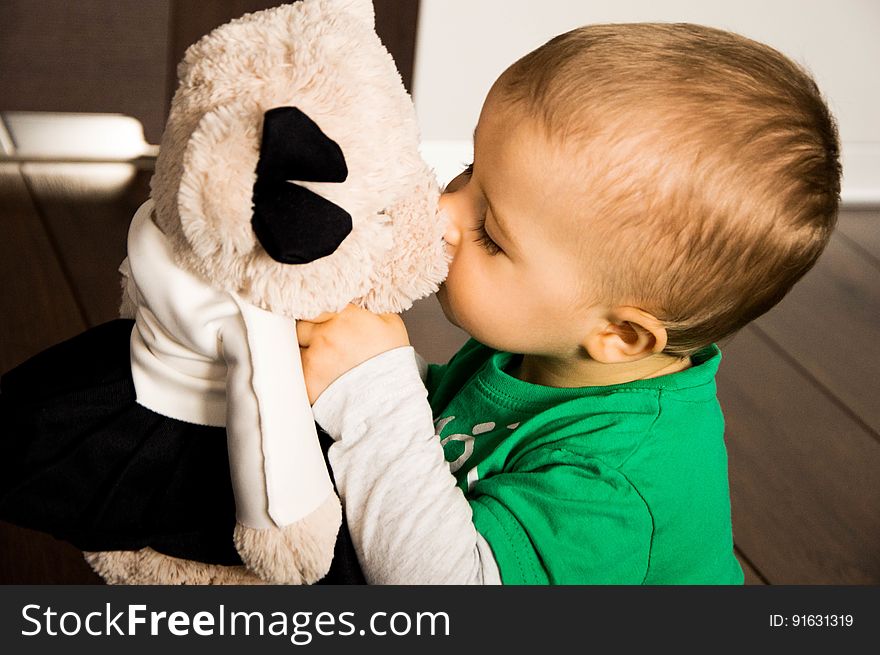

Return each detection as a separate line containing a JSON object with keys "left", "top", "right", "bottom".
{"left": 439, "top": 193, "right": 462, "bottom": 249}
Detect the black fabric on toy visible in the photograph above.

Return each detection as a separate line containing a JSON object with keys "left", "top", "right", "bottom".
{"left": 0, "top": 319, "right": 366, "bottom": 582}
{"left": 252, "top": 106, "right": 352, "bottom": 265}
{"left": 0, "top": 320, "right": 240, "bottom": 565}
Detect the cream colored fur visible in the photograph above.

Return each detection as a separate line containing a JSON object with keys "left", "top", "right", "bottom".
{"left": 84, "top": 549, "right": 267, "bottom": 585}
{"left": 86, "top": 0, "right": 448, "bottom": 585}
{"left": 234, "top": 493, "right": 342, "bottom": 584}
{"left": 152, "top": 0, "right": 448, "bottom": 319}
{"left": 85, "top": 494, "right": 341, "bottom": 585}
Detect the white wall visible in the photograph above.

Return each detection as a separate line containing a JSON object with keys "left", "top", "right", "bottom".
{"left": 413, "top": 0, "right": 880, "bottom": 206}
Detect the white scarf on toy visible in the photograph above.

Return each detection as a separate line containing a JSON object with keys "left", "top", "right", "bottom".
{"left": 119, "top": 200, "right": 332, "bottom": 530}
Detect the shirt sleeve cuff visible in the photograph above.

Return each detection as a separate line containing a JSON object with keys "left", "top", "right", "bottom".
{"left": 311, "top": 346, "right": 427, "bottom": 438}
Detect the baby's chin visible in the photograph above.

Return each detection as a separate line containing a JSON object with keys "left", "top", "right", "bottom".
{"left": 435, "top": 287, "right": 507, "bottom": 350}
{"left": 435, "top": 284, "right": 460, "bottom": 329}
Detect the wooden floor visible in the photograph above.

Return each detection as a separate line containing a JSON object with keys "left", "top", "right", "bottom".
{"left": 0, "top": 158, "right": 877, "bottom": 585}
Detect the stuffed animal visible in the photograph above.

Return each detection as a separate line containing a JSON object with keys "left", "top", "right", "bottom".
{"left": 0, "top": 0, "right": 447, "bottom": 584}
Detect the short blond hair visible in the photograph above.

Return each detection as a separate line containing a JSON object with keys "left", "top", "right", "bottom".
{"left": 498, "top": 23, "right": 841, "bottom": 355}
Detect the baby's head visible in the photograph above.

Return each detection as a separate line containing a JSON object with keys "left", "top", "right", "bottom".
{"left": 438, "top": 23, "right": 840, "bottom": 366}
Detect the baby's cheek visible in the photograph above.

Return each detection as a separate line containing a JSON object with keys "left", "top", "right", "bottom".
{"left": 442, "top": 235, "right": 457, "bottom": 261}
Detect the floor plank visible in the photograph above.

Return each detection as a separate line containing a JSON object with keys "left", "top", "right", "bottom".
{"left": 0, "top": 163, "right": 86, "bottom": 370}
{"left": 0, "top": 522, "right": 101, "bottom": 584}
{"left": 0, "top": 162, "right": 102, "bottom": 584}
{"left": 717, "top": 326, "right": 880, "bottom": 584}
{"left": 753, "top": 226, "right": 880, "bottom": 437}
{"left": 836, "top": 210, "right": 880, "bottom": 266}
{"left": 735, "top": 547, "right": 767, "bottom": 585}
{"left": 21, "top": 162, "right": 152, "bottom": 326}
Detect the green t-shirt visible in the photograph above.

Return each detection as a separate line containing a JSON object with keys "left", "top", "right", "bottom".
{"left": 426, "top": 339, "right": 744, "bottom": 585}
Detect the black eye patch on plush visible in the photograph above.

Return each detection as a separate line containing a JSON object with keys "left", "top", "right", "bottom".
{"left": 251, "top": 106, "right": 352, "bottom": 265}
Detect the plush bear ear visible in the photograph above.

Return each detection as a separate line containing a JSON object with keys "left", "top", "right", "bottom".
{"left": 323, "top": 0, "right": 375, "bottom": 28}
{"left": 251, "top": 107, "right": 352, "bottom": 265}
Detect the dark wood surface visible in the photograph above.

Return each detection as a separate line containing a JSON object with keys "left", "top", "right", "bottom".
{"left": 1, "top": 152, "right": 877, "bottom": 584}
{"left": 735, "top": 547, "right": 766, "bottom": 586}
{"left": 0, "top": 163, "right": 103, "bottom": 584}
{"left": 1, "top": 0, "right": 421, "bottom": 145}
{"left": 716, "top": 212, "right": 880, "bottom": 584}
{"left": 0, "top": 0, "right": 876, "bottom": 587}
{"left": 752, "top": 229, "right": 880, "bottom": 435}
{"left": 20, "top": 163, "right": 152, "bottom": 326}
{"left": 0, "top": 0, "right": 171, "bottom": 144}
{"left": 719, "top": 326, "right": 880, "bottom": 583}
{"left": 837, "top": 211, "right": 880, "bottom": 266}
{"left": 0, "top": 164, "right": 88, "bottom": 372}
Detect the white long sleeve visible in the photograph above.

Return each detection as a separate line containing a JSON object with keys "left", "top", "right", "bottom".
{"left": 312, "top": 347, "right": 501, "bottom": 584}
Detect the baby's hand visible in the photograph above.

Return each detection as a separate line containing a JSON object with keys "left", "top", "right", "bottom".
{"left": 297, "top": 304, "right": 410, "bottom": 405}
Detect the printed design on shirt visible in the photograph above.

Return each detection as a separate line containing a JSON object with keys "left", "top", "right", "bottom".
{"left": 434, "top": 416, "right": 520, "bottom": 492}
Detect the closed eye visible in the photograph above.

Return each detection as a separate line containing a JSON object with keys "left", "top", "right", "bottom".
{"left": 471, "top": 207, "right": 502, "bottom": 256}
{"left": 460, "top": 162, "right": 503, "bottom": 256}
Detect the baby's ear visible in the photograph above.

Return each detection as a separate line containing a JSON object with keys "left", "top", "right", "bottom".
{"left": 583, "top": 307, "right": 668, "bottom": 363}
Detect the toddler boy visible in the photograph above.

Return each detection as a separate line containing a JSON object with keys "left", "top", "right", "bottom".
{"left": 297, "top": 23, "right": 840, "bottom": 583}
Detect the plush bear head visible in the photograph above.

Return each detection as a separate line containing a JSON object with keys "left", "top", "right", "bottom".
{"left": 149, "top": 0, "right": 448, "bottom": 319}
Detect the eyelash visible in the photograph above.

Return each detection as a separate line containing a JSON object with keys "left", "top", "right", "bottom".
{"left": 461, "top": 163, "right": 503, "bottom": 256}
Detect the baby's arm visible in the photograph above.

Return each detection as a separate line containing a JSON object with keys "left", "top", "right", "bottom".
{"left": 298, "top": 306, "right": 501, "bottom": 584}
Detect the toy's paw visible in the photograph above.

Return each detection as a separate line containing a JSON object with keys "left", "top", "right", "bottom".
{"left": 84, "top": 549, "right": 144, "bottom": 584}
{"left": 234, "top": 492, "right": 342, "bottom": 584}
{"left": 84, "top": 548, "right": 267, "bottom": 585}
